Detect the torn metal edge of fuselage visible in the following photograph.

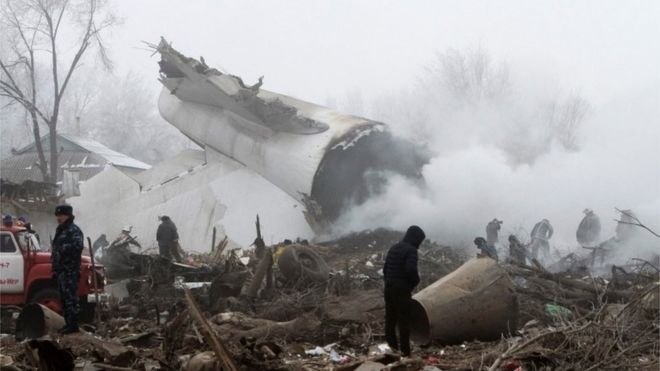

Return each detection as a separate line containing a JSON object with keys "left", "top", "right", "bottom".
{"left": 154, "top": 37, "right": 329, "bottom": 135}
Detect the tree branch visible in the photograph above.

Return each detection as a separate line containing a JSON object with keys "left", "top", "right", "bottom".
{"left": 615, "top": 208, "right": 660, "bottom": 238}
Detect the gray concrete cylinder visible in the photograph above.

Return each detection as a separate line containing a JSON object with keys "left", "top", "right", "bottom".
{"left": 410, "top": 257, "right": 518, "bottom": 344}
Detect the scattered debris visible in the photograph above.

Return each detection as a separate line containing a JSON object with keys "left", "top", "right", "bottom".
{"left": 277, "top": 244, "right": 330, "bottom": 283}
{"left": 1, "top": 227, "right": 657, "bottom": 370}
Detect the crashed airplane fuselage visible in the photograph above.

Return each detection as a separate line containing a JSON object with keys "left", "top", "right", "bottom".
{"left": 69, "top": 39, "right": 425, "bottom": 250}
{"left": 155, "top": 38, "right": 425, "bottom": 226}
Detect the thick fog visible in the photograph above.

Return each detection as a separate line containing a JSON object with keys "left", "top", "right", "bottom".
{"left": 2, "top": 1, "right": 658, "bottom": 255}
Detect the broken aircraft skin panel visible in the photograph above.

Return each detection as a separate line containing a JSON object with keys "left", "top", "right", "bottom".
{"left": 69, "top": 151, "right": 315, "bottom": 252}
{"left": 155, "top": 38, "right": 427, "bottom": 225}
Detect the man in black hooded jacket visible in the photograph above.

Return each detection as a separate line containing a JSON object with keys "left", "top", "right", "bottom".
{"left": 383, "top": 225, "right": 425, "bottom": 357}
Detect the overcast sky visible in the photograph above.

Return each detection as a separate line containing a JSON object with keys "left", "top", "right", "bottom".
{"left": 108, "top": 0, "right": 660, "bottom": 107}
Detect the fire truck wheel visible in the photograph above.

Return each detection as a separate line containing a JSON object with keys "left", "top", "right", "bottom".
{"left": 29, "top": 288, "right": 62, "bottom": 314}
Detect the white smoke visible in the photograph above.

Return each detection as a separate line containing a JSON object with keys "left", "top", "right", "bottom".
{"left": 335, "top": 51, "right": 660, "bottom": 262}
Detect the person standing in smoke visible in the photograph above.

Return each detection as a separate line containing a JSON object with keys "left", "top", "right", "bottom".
{"left": 508, "top": 235, "right": 527, "bottom": 265}
{"left": 530, "top": 219, "right": 553, "bottom": 260}
{"left": 486, "top": 219, "right": 502, "bottom": 249}
{"left": 383, "top": 225, "right": 425, "bottom": 357}
{"left": 475, "top": 237, "right": 498, "bottom": 261}
{"left": 576, "top": 209, "right": 601, "bottom": 247}
{"left": 92, "top": 234, "right": 109, "bottom": 256}
{"left": 157, "top": 216, "right": 182, "bottom": 261}
{"left": 111, "top": 225, "right": 142, "bottom": 251}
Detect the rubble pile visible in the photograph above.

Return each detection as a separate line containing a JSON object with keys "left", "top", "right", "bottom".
{"left": 0, "top": 228, "right": 658, "bottom": 370}
{"left": 496, "top": 258, "right": 660, "bottom": 370}
{"left": 319, "top": 228, "right": 467, "bottom": 292}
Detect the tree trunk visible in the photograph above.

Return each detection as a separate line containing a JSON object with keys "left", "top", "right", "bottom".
{"left": 30, "top": 110, "right": 49, "bottom": 182}
{"left": 48, "top": 123, "right": 58, "bottom": 183}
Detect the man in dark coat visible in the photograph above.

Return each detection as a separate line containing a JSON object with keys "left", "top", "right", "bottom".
{"left": 157, "top": 216, "right": 180, "bottom": 261}
{"left": 92, "top": 234, "right": 109, "bottom": 256}
{"left": 52, "top": 204, "right": 84, "bottom": 334}
{"left": 383, "top": 225, "right": 425, "bottom": 357}
{"left": 576, "top": 209, "right": 601, "bottom": 247}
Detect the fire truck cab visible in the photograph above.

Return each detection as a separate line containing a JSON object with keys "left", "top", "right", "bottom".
{"left": 0, "top": 224, "right": 105, "bottom": 317}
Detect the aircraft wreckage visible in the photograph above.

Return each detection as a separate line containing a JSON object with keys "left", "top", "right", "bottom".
{"left": 69, "top": 38, "right": 426, "bottom": 249}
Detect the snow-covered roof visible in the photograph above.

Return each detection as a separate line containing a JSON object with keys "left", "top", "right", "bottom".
{"left": 59, "top": 134, "right": 151, "bottom": 170}
{"left": 2, "top": 134, "right": 151, "bottom": 184}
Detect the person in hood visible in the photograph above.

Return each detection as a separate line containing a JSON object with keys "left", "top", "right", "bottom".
{"left": 157, "top": 216, "right": 181, "bottom": 261}
{"left": 508, "top": 235, "right": 526, "bottom": 265}
{"left": 383, "top": 225, "right": 425, "bottom": 357}
{"left": 52, "top": 204, "right": 84, "bottom": 334}
{"left": 576, "top": 209, "right": 601, "bottom": 247}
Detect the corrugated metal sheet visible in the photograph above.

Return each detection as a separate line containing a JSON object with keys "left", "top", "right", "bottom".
{"left": 60, "top": 134, "right": 151, "bottom": 170}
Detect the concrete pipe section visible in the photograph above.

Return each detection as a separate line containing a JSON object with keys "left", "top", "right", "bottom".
{"left": 410, "top": 257, "right": 518, "bottom": 345}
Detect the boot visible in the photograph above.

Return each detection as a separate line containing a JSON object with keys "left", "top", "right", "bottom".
{"left": 60, "top": 326, "right": 79, "bottom": 335}
{"left": 57, "top": 325, "right": 69, "bottom": 334}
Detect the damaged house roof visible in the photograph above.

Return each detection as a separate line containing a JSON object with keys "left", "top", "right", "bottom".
{"left": 0, "top": 133, "right": 150, "bottom": 185}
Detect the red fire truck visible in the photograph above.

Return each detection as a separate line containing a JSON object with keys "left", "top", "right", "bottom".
{"left": 0, "top": 224, "right": 105, "bottom": 316}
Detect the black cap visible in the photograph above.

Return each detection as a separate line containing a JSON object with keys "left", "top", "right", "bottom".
{"left": 54, "top": 204, "right": 73, "bottom": 216}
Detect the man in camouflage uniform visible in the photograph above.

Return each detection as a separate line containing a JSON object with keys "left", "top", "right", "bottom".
{"left": 52, "top": 204, "right": 84, "bottom": 334}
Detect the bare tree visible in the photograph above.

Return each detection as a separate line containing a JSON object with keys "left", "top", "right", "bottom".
{"left": 423, "top": 47, "right": 511, "bottom": 106}
{"left": 66, "top": 70, "right": 193, "bottom": 164}
{"left": 554, "top": 95, "right": 588, "bottom": 151}
{"left": 0, "top": 0, "right": 117, "bottom": 182}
